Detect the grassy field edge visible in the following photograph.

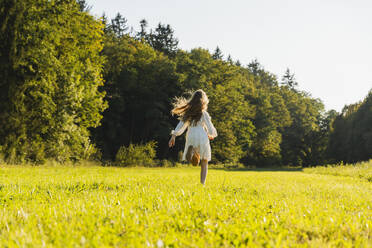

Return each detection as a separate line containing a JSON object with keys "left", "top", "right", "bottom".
{"left": 303, "top": 159, "right": 372, "bottom": 182}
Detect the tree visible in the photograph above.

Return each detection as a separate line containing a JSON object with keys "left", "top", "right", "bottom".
{"left": 136, "top": 19, "right": 148, "bottom": 40}
{"left": 146, "top": 23, "right": 179, "bottom": 57}
{"left": 281, "top": 68, "right": 298, "bottom": 90}
{"left": 212, "top": 46, "right": 223, "bottom": 60}
{"left": 246, "top": 88, "right": 291, "bottom": 165}
{"left": 110, "top": 13, "right": 129, "bottom": 37}
{"left": 279, "top": 88, "right": 326, "bottom": 166}
{"left": 174, "top": 48, "right": 256, "bottom": 163}
{"left": 92, "top": 34, "right": 181, "bottom": 160}
{"left": 227, "top": 54, "right": 233, "bottom": 64}
{"left": 327, "top": 90, "right": 372, "bottom": 163}
{"left": 0, "top": 0, "right": 106, "bottom": 163}
{"left": 247, "top": 59, "right": 278, "bottom": 87}
{"left": 76, "top": 0, "right": 91, "bottom": 12}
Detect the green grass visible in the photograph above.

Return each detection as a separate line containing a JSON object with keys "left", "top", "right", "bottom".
{"left": 0, "top": 165, "right": 371, "bottom": 247}
{"left": 304, "top": 159, "right": 372, "bottom": 182}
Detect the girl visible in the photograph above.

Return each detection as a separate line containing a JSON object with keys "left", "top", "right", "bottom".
{"left": 168, "top": 89, "right": 217, "bottom": 185}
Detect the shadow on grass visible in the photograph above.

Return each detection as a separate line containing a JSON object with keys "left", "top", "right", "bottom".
{"left": 210, "top": 166, "right": 303, "bottom": 172}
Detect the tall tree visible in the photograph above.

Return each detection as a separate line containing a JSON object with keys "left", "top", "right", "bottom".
{"left": 0, "top": 0, "right": 106, "bottom": 163}
{"left": 146, "top": 23, "right": 179, "bottom": 57}
{"left": 93, "top": 33, "right": 181, "bottom": 160}
{"left": 76, "top": 0, "right": 91, "bottom": 12}
{"left": 175, "top": 48, "right": 256, "bottom": 163}
{"left": 281, "top": 68, "right": 298, "bottom": 90}
{"left": 328, "top": 90, "right": 372, "bottom": 163}
{"left": 212, "top": 46, "right": 223, "bottom": 60}
{"left": 110, "top": 13, "right": 129, "bottom": 37}
{"left": 279, "top": 88, "right": 326, "bottom": 166}
{"left": 136, "top": 19, "right": 148, "bottom": 40}
{"left": 226, "top": 54, "right": 233, "bottom": 64}
{"left": 247, "top": 60, "right": 278, "bottom": 87}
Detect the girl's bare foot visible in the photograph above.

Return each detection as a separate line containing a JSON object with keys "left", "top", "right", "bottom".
{"left": 186, "top": 146, "right": 193, "bottom": 162}
{"left": 191, "top": 149, "right": 200, "bottom": 166}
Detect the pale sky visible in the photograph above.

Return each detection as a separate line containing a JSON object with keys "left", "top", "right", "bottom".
{"left": 87, "top": 0, "right": 372, "bottom": 112}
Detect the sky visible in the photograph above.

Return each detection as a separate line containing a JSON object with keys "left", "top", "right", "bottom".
{"left": 87, "top": 0, "right": 372, "bottom": 112}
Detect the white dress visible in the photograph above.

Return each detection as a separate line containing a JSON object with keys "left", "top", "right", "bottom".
{"left": 171, "top": 111, "right": 217, "bottom": 161}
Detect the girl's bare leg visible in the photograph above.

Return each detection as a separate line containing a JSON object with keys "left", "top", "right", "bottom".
{"left": 200, "top": 159, "right": 208, "bottom": 185}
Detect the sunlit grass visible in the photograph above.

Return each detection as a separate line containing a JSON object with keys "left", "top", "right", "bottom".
{"left": 0, "top": 165, "right": 370, "bottom": 247}
{"left": 304, "top": 159, "right": 372, "bottom": 182}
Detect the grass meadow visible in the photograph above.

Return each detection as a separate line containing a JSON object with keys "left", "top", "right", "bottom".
{"left": 303, "top": 159, "right": 372, "bottom": 182}
{"left": 0, "top": 164, "right": 371, "bottom": 247}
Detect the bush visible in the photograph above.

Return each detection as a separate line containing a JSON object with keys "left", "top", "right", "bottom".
{"left": 115, "top": 141, "right": 157, "bottom": 167}
{"left": 160, "top": 159, "right": 174, "bottom": 167}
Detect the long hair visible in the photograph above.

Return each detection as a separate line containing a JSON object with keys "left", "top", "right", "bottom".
{"left": 171, "top": 89, "right": 209, "bottom": 125}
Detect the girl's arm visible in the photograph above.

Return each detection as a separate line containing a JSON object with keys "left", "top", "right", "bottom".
{"left": 203, "top": 111, "right": 217, "bottom": 139}
{"left": 171, "top": 121, "right": 189, "bottom": 136}
{"left": 169, "top": 121, "right": 189, "bottom": 148}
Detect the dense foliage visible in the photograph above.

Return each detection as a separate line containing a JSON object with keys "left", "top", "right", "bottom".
{"left": 0, "top": 0, "right": 106, "bottom": 163}
{"left": 328, "top": 91, "right": 372, "bottom": 163}
{"left": 0, "top": 0, "right": 370, "bottom": 165}
{"left": 115, "top": 141, "right": 157, "bottom": 167}
{"left": 93, "top": 13, "right": 333, "bottom": 166}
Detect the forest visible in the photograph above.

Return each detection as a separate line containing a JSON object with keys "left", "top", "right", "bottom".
{"left": 0, "top": 0, "right": 371, "bottom": 167}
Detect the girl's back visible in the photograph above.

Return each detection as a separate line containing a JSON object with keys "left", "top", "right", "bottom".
{"left": 168, "top": 90, "right": 217, "bottom": 185}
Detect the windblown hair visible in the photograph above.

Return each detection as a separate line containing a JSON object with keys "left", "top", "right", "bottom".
{"left": 171, "top": 89, "right": 209, "bottom": 125}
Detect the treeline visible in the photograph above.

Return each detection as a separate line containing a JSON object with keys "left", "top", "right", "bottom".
{"left": 327, "top": 91, "right": 372, "bottom": 163}
{"left": 0, "top": 0, "right": 370, "bottom": 166}
{"left": 94, "top": 12, "right": 330, "bottom": 166}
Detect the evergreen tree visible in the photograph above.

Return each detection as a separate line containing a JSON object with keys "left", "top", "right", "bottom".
{"left": 212, "top": 46, "right": 223, "bottom": 60}
{"left": 111, "top": 13, "right": 129, "bottom": 37}
{"left": 247, "top": 59, "right": 278, "bottom": 87}
{"left": 76, "top": 0, "right": 91, "bottom": 12}
{"left": 227, "top": 54, "right": 233, "bottom": 64}
{"left": 247, "top": 59, "right": 261, "bottom": 75}
{"left": 281, "top": 68, "right": 298, "bottom": 90}
{"left": 101, "top": 14, "right": 112, "bottom": 35}
{"left": 146, "top": 23, "right": 179, "bottom": 57}
{"left": 137, "top": 19, "right": 148, "bottom": 40}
